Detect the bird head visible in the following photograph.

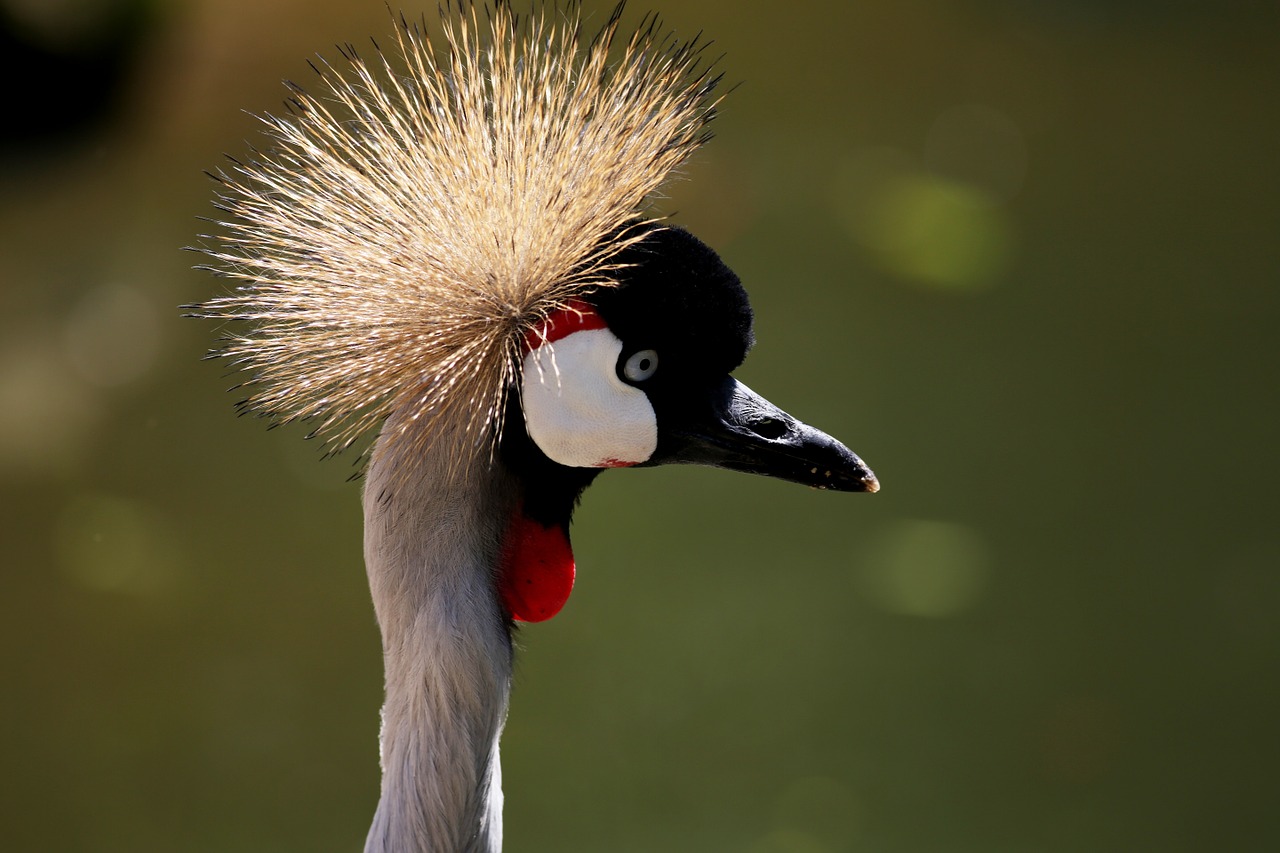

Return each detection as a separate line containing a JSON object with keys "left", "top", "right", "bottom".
{"left": 516, "top": 224, "right": 876, "bottom": 493}
{"left": 497, "top": 224, "right": 877, "bottom": 623}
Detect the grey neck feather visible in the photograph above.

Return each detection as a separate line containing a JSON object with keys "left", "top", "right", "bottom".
{"left": 361, "top": 420, "right": 516, "bottom": 853}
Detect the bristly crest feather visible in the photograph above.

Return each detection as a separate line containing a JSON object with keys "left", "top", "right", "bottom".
{"left": 192, "top": 1, "right": 722, "bottom": 474}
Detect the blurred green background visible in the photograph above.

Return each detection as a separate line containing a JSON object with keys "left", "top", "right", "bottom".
{"left": 2, "top": 0, "right": 1277, "bottom": 850}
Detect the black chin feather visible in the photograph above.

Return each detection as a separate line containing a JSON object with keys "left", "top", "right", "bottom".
{"left": 500, "top": 391, "right": 601, "bottom": 530}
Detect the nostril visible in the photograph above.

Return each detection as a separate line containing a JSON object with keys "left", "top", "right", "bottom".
{"left": 749, "top": 415, "right": 790, "bottom": 441}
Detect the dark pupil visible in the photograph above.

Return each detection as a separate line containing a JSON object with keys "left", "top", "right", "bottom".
{"left": 637, "top": 357, "right": 651, "bottom": 371}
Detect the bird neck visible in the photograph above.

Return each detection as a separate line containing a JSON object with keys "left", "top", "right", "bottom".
{"left": 361, "top": 424, "right": 518, "bottom": 853}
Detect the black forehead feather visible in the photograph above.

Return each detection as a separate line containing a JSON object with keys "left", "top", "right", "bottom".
{"left": 588, "top": 226, "right": 754, "bottom": 376}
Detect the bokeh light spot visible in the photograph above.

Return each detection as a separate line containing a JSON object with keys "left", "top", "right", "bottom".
{"left": 862, "top": 175, "right": 1011, "bottom": 291}
{"left": 0, "top": 333, "right": 98, "bottom": 475}
{"left": 834, "top": 143, "right": 1014, "bottom": 292}
{"left": 63, "top": 282, "right": 161, "bottom": 388}
{"left": 857, "top": 519, "right": 990, "bottom": 617}
{"left": 54, "top": 492, "right": 182, "bottom": 596}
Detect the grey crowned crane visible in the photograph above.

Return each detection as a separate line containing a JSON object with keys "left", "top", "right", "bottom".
{"left": 193, "top": 3, "right": 877, "bottom": 851}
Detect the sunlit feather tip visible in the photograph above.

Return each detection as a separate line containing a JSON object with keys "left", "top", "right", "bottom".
{"left": 192, "top": 1, "right": 722, "bottom": 470}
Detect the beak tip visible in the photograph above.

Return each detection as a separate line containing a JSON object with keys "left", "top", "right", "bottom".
{"left": 863, "top": 473, "right": 880, "bottom": 494}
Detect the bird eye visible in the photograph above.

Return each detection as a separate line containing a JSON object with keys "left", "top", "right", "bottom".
{"left": 621, "top": 349, "right": 659, "bottom": 383}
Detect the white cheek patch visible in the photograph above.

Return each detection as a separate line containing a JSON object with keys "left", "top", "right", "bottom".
{"left": 521, "top": 328, "right": 658, "bottom": 468}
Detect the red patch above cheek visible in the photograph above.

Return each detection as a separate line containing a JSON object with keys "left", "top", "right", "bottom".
{"left": 498, "top": 510, "right": 575, "bottom": 623}
{"left": 523, "top": 299, "right": 607, "bottom": 351}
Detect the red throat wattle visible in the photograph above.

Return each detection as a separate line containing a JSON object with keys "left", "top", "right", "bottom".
{"left": 499, "top": 509, "right": 575, "bottom": 622}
